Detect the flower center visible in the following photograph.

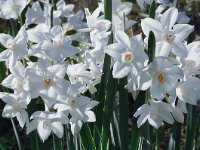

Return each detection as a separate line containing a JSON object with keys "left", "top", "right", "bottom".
{"left": 68, "top": 99, "right": 77, "bottom": 107}
{"left": 44, "top": 79, "right": 52, "bottom": 86}
{"left": 43, "top": 120, "right": 51, "bottom": 129}
{"left": 53, "top": 40, "right": 62, "bottom": 50}
{"left": 11, "top": 78, "right": 23, "bottom": 89}
{"left": 122, "top": 51, "right": 134, "bottom": 63}
{"left": 6, "top": 39, "right": 15, "bottom": 49}
{"left": 157, "top": 73, "right": 165, "bottom": 83}
{"left": 164, "top": 32, "right": 175, "bottom": 43}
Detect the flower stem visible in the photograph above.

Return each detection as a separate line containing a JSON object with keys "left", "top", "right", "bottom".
{"left": 11, "top": 118, "right": 22, "bottom": 150}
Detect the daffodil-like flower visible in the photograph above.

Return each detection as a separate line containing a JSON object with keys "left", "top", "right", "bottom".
{"left": 0, "top": 0, "right": 28, "bottom": 19}
{"left": 0, "top": 92, "right": 29, "bottom": 128}
{"left": 26, "top": 111, "right": 69, "bottom": 142}
{"left": 1, "top": 61, "right": 30, "bottom": 104}
{"left": 134, "top": 100, "right": 174, "bottom": 129}
{"left": 104, "top": 30, "right": 148, "bottom": 78}
{"left": 144, "top": 57, "right": 183, "bottom": 100}
{"left": 25, "top": 59, "right": 69, "bottom": 107}
{"left": 141, "top": 7, "right": 194, "bottom": 57}
{"left": 0, "top": 26, "right": 28, "bottom": 68}
{"left": 54, "top": 83, "right": 99, "bottom": 135}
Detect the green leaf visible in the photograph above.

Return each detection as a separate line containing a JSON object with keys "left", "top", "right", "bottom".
{"left": 168, "top": 122, "right": 181, "bottom": 150}
{"left": 185, "top": 105, "right": 197, "bottom": 150}
{"left": 80, "top": 123, "right": 97, "bottom": 150}
{"left": 119, "top": 78, "right": 129, "bottom": 150}
{"left": 148, "top": 31, "right": 156, "bottom": 63}
{"left": 100, "top": 71, "right": 116, "bottom": 150}
{"left": 53, "top": 134, "right": 63, "bottom": 150}
{"left": 149, "top": 1, "right": 156, "bottom": 19}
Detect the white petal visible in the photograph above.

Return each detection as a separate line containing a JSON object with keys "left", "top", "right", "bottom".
{"left": 51, "top": 122, "right": 63, "bottom": 138}
{"left": 141, "top": 18, "right": 163, "bottom": 38}
{"left": 37, "top": 120, "right": 52, "bottom": 142}
{"left": 161, "top": 7, "right": 178, "bottom": 30}
{"left": 85, "top": 110, "right": 96, "bottom": 122}
{"left": 115, "top": 30, "right": 131, "bottom": 48}
{"left": 113, "top": 61, "right": 131, "bottom": 78}
{"left": 173, "top": 24, "right": 194, "bottom": 41}
{"left": 104, "top": 43, "right": 125, "bottom": 61}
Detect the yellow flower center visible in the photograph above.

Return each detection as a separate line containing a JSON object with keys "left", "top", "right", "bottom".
{"left": 68, "top": 99, "right": 77, "bottom": 107}
{"left": 164, "top": 32, "right": 175, "bottom": 43}
{"left": 44, "top": 79, "right": 52, "bottom": 86}
{"left": 122, "top": 51, "right": 134, "bottom": 63}
{"left": 157, "top": 73, "right": 165, "bottom": 83}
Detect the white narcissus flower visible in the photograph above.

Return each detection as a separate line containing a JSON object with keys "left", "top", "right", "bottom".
{"left": 182, "top": 41, "right": 200, "bottom": 76}
{"left": 0, "top": 0, "right": 28, "bottom": 19}
{"left": 28, "top": 24, "right": 79, "bottom": 61}
{"left": 134, "top": 100, "right": 174, "bottom": 129}
{"left": 141, "top": 7, "right": 194, "bottom": 57}
{"left": 111, "top": 0, "right": 136, "bottom": 31}
{"left": 25, "top": 2, "right": 46, "bottom": 26}
{"left": 25, "top": 59, "right": 69, "bottom": 107}
{"left": 142, "top": 57, "right": 183, "bottom": 100}
{"left": 0, "top": 92, "right": 29, "bottom": 128}
{"left": 67, "top": 63, "right": 94, "bottom": 85}
{"left": 26, "top": 111, "right": 69, "bottom": 142}
{"left": 56, "top": 0, "right": 74, "bottom": 17}
{"left": 0, "top": 26, "right": 28, "bottom": 68}
{"left": 104, "top": 31, "right": 148, "bottom": 78}
{"left": 176, "top": 77, "right": 200, "bottom": 105}
{"left": 1, "top": 61, "right": 30, "bottom": 104}
{"left": 54, "top": 83, "right": 99, "bottom": 135}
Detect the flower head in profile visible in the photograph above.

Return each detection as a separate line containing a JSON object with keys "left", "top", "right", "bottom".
{"left": 0, "top": 26, "right": 28, "bottom": 68}
{"left": 0, "top": 92, "right": 29, "bottom": 128}
{"left": 134, "top": 100, "right": 174, "bottom": 129}
{"left": 26, "top": 111, "right": 69, "bottom": 142}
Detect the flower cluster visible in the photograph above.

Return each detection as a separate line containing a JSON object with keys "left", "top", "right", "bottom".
{"left": 0, "top": 0, "right": 199, "bottom": 142}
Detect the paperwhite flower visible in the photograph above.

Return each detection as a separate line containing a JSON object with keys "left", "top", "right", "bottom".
{"left": 0, "top": 92, "right": 29, "bottom": 128}
{"left": 25, "top": 2, "right": 46, "bottom": 26}
{"left": 182, "top": 41, "right": 200, "bottom": 76}
{"left": 0, "top": 0, "right": 27, "bottom": 19}
{"left": 104, "top": 31, "right": 148, "bottom": 78}
{"left": 56, "top": 0, "right": 74, "bottom": 17}
{"left": 67, "top": 63, "right": 94, "bottom": 85}
{"left": 1, "top": 61, "right": 30, "bottom": 103}
{"left": 134, "top": 100, "right": 174, "bottom": 129}
{"left": 26, "top": 111, "right": 69, "bottom": 142}
{"left": 141, "top": 7, "right": 194, "bottom": 57}
{"left": 176, "top": 77, "right": 200, "bottom": 105}
{"left": 144, "top": 57, "right": 183, "bottom": 100}
{"left": 112, "top": 0, "right": 136, "bottom": 31}
{"left": 25, "top": 59, "right": 69, "bottom": 107}
{"left": 28, "top": 24, "right": 79, "bottom": 61}
{"left": 54, "top": 84, "right": 99, "bottom": 135}
{"left": 0, "top": 26, "right": 28, "bottom": 68}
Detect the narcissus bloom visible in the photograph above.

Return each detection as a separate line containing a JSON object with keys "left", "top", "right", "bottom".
{"left": 26, "top": 111, "right": 69, "bottom": 142}
{"left": 134, "top": 100, "right": 174, "bottom": 129}
{"left": 141, "top": 7, "right": 194, "bottom": 57}
{"left": 143, "top": 57, "right": 183, "bottom": 100}
{"left": 0, "top": 26, "right": 28, "bottom": 68}
{"left": 105, "top": 30, "right": 148, "bottom": 78}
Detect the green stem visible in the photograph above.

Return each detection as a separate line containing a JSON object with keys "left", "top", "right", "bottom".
{"left": 119, "top": 78, "right": 129, "bottom": 150}
{"left": 11, "top": 118, "right": 22, "bottom": 150}
{"left": 53, "top": 134, "right": 63, "bottom": 150}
